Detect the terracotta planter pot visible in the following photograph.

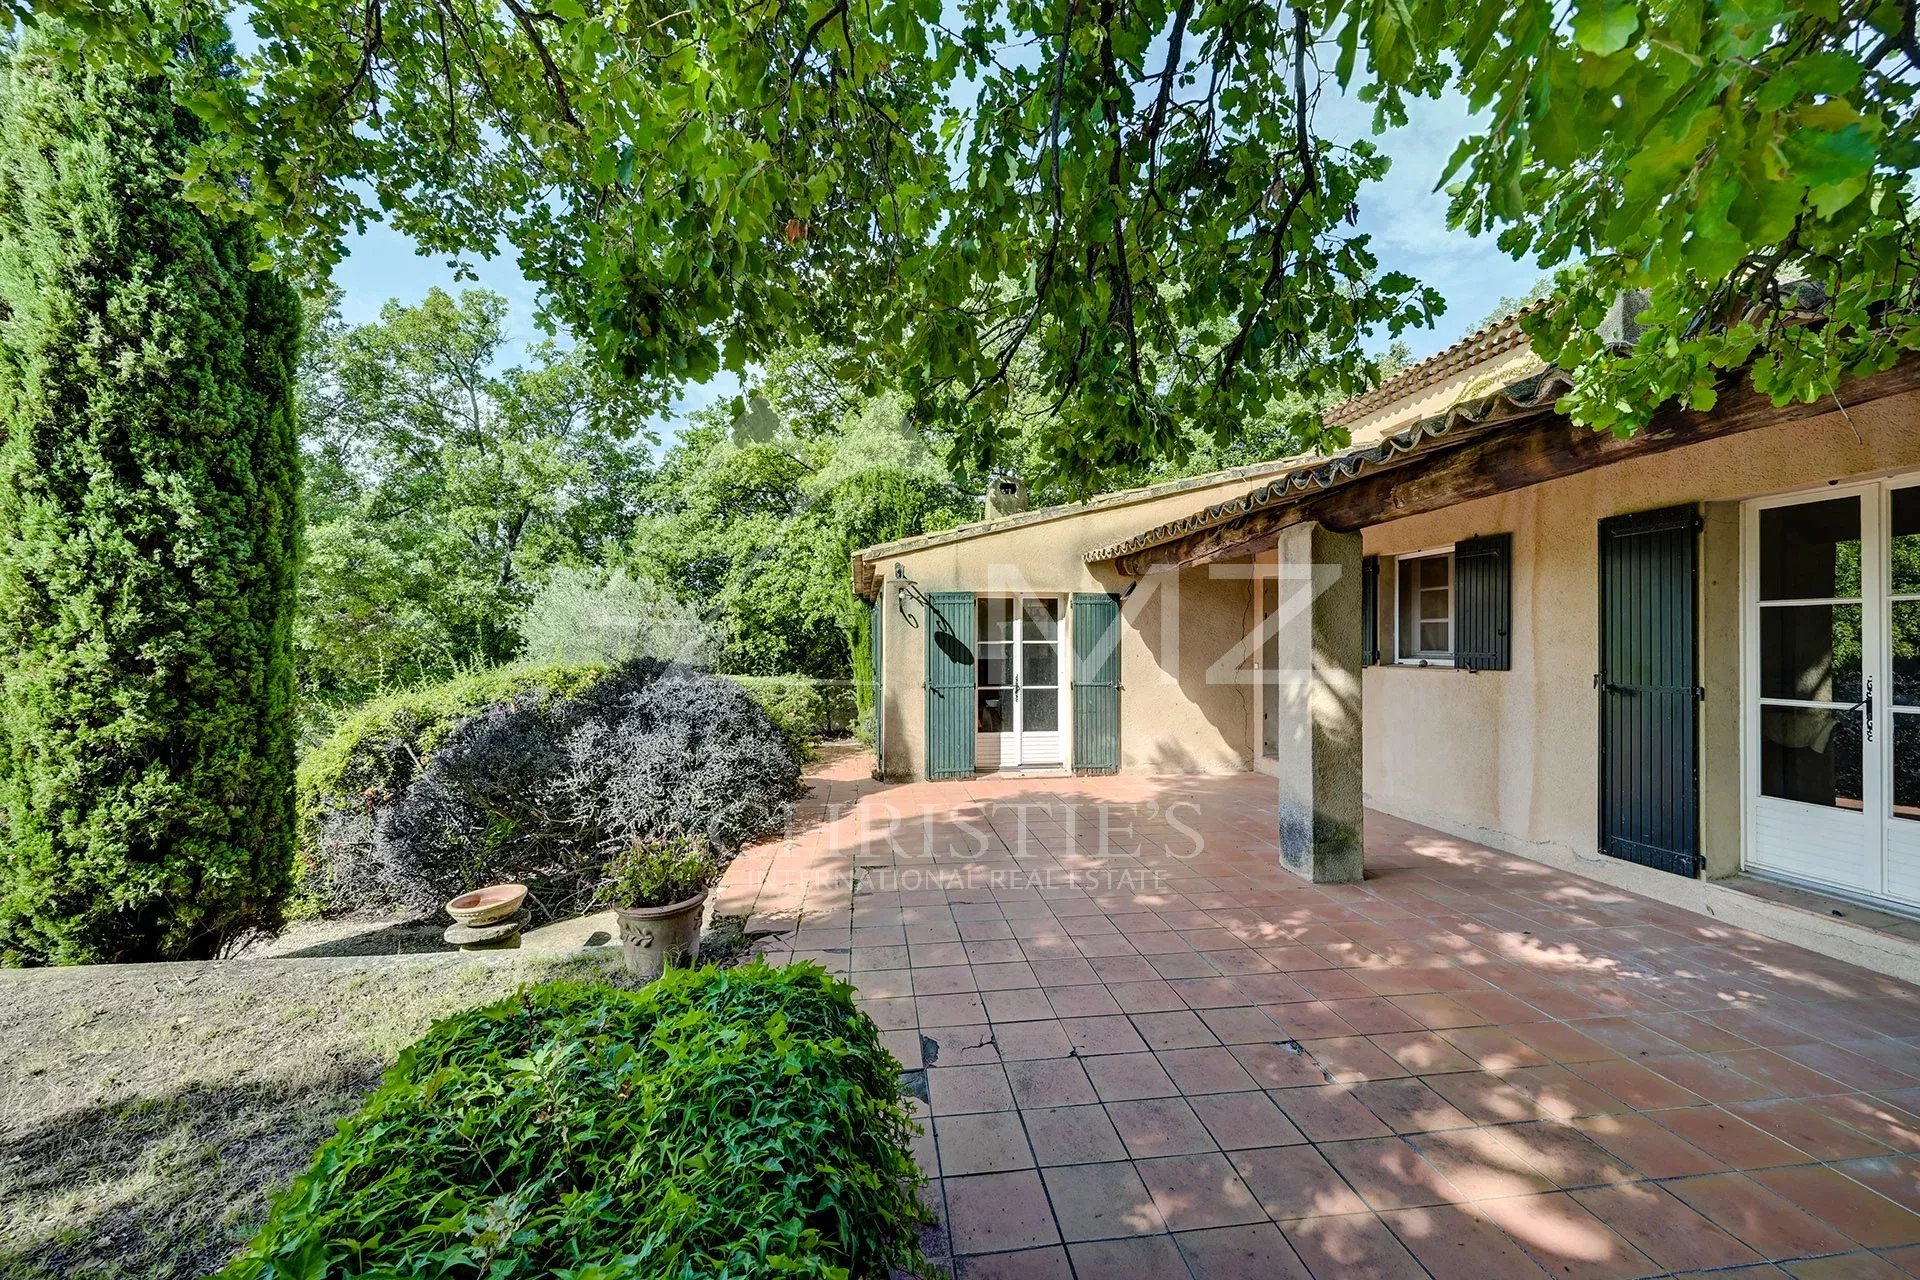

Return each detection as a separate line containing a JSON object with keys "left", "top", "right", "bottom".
{"left": 613, "top": 890, "right": 708, "bottom": 981}
{"left": 446, "top": 883, "right": 528, "bottom": 927}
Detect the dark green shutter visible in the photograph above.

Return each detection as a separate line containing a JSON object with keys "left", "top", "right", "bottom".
{"left": 1599, "top": 505, "right": 1700, "bottom": 876}
{"left": 1071, "top": 593, "right": 1122, "bottom": 774}
{"left": 1454, "top": 533, "right": 1512, "bottom": 671}
{"left": 1360, "top": 556, "right": 1381, "bottom": 667}
{"left": 870, "top": 594, "right": 884, "bottom": 764}
{"left": 924, "top": 591, "right": 975, "bottom": 780}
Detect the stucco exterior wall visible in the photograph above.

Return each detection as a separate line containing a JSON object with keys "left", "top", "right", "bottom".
{"left": 1359, "top": 392, "right": 1920, "bottom": 866}
{"left": 868, "top": 474, "right": 1269, "bottom": 780}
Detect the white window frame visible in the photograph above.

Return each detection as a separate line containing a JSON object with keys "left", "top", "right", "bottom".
{"left": 1393, "top": 546, "right": 1456, "bottom": 667}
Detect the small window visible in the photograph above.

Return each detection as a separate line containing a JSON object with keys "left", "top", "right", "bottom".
{"left": 1395, "top": 549, "right": 1453, "bottom": 664}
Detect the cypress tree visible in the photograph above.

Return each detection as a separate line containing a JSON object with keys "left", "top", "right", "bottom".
{"left": 0, "top": 29, "right": 300, "bottom": 964}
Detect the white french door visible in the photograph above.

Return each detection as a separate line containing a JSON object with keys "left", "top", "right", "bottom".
{"left": 975, "top": 596, "right": 1063, "bottom": 770}
{"left": 1744, "top": 476, "right": 1920, "bottom": 908}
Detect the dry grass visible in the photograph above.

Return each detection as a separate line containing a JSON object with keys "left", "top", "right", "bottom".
{"left": 0, "top": 948, "right": 625, "bottom": 1279}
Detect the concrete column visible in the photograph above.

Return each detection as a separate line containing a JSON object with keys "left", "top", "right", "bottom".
{"left": 1267, "top": 522, "right": 1365, "bottom": 884}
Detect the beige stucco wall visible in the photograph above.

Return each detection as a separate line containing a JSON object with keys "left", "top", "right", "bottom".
{"left": 868, "top": 473, "right": 1273, "bottom": 779}
{"left": 1360, "top": 392, "right": 1920, "bottom": 867}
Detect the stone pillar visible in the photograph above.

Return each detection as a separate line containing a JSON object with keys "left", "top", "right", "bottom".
{"left": 1267, "top": 522, "right": 1365, "bottom": 884}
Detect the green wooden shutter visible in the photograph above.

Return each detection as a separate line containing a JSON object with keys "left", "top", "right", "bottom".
{"left": 1070, "top": 593, "right": 1122, "bottom": 774}
{"left": 870, "top": 594, "right": 884, "bottom": 764}
{"left": 1454, "top": 533, "right": 1512, "bottom": 672}
{"left": 924, "top": 591, "right": 975, "bottom": 780}
{"left": 1360, "top": 556, "right": 1381, "bottom": 667}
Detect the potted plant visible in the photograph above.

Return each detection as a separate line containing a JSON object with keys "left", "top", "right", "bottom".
{"left": 598, "top": 835, "right": 719, "bottom": 981}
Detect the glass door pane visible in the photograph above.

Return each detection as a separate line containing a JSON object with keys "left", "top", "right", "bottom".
{"left": 975, "top": 598, "right": 1015, "bottom": 768}
{"left": 1016, "top": 596, "right": 1061, "bottom": 763}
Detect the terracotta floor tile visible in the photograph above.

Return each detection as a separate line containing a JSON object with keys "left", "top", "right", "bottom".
{"left": 1176, "top": 1221, "right": 1312, "bottom": 1280}
{"left": 937, "top": 1111, "right": 1037, "bottom": 1177}
{"left": 1022, "top": 1104, "right": 1128, "bottom": 1167}
{"left": 1376, "top": 1202, "right": 1550, "bottom": 1280}
{"left": 1881, "top": 1245, "right": 1920, "bottom": 1278}
{"left": 1138, "top": 1152, "right": 1267, "bottom": 1231}
{"left": 1197, "top": 1005, "right": 1285, "bottom": 1045}
{"left": 1320, "top": 1135, "right": 1465, "bottom": 1210}
{"left": 1749, "top": 1164, "right": 1920, "bottom": 1248}
{"left": 1509, "top": 1022, "right": 1620, "bottom": 1064}
{"left": 952, "top": 1246, "right": 1074, "bottom": 1279}
{"left": 1388, "top": 993, "right": 1483, "bottom": 1029}
{"left": 1065, "top": 1234, "right": 1192, "bottom": 1278}
{"left": 930, "top": 1064, "right": 1017, "bottom": 1116}
{"left": 1473, "top": 1191, "right": 1660, "bottom": 1280}
{"left": 1494, "top": 1120, "right": 1640, "bottom": 1190}
{"left": 1812, "top": 1095, "right": 1920, "bottom": 1154}
{"left": 1273, "top": 1000, "right": 1363, "bottom": 1039}
{"left": 1369, "top": 1030, "right": 1482, "bottom": 1076}
{"left": 1573, "top": 1057, "right": 1706, "bottom": 1109}
{"left": 993, "top": 1019, "right": 1074, "bottom": 1061}
{"left": 1662, "top": 1171, "right": 1853, "bottom": 1259}
{"left": 1711, "top": 1047, "right": 1850, "bottom": 1099}
{"left": 1407, "top": 1127, "right": 1558, "bottom": 1200}
{"left": 1060, "top": 1014, "right": 1148, "bottom": 1056}
{"left": 1642, "top": 1052, "right": 1779, "bottom": 1103}
{"left": 1501, "top": 1065, "right": 1633, "bottom": 1119}
{"left": 1652, "top": 1105, "right": 1818, "bottom": 1169}
{"left": 1568, "top": 1182, "right": 1761, "bottom": 1272}
{"left": 1348, "top": 1078, "right": 1477, "bottom": 1134}
{"left": 1006, "top": 1057, "right": 1098, "bottom": 1108}
{"left": 1285, "top": 1210, "right": 1429, "bottom": 1280}
{"left": 1573, "top": 1111, "right": 1727, "bottom": 1178}
{"left": 944, "top": 1169, "right": 1062, "bottom": 1254}
{"left": 1272, "top": 1083, "right": 1397, "bottom": 1141}
{"left": 1782, "top": 1252, "right": 1915, "bottom": 1280}
{"left": 1041, "top": 1160, "right": 1167, "bottom": 1241}
{"left": 1834, "top": 1155, "right": 1920, "bottom": 1214}
{"left": 1637, "top": 1012, "right": 1756, "bottom": 1053}
{"left": 1107, "top": 1097, "right": 1218, "bottom": 1159}
{"left": 1728, "top": 1098, "right": 1899, "bottom": 1161}
{"left": 1045, "top": 983, "right": 1124, "bottom": 1019}
{"left": 1440, "top": 1025, "right": 1554, "bottom": 1070}
{"left": 1230, "top": 1041, "right": 1329, "bottom": 1089}
{"left": 1779, "top": 1041, "right": 1920, "bottom": 1092}
{"left": 1322, "top": 996, "right": 1427, "bottom": 1034}
{"left": 1228, "top": 1144, "right": 1371, "bottom": 1220}
{"left": 1305, "top": 1036, "right": 1414, "bottom": 1084}
{"left": 1083, "top": 1051, "right": 1181, "bottom": 1102}
{"left": 1133, "top": 1008, "right": 1222, "bottom": 1051}
{"left": 1188, "top": 1089, "right": 1308, "bottom": 1150}
{"left": 1423, "top": 1070, "right": 1546, "bottom": 1126}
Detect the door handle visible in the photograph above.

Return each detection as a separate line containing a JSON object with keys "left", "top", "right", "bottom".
{"left": 1847, "top": 678, "right": 1874, "bottom": 742}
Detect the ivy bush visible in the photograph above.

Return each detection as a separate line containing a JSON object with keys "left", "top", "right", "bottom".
{"left": 216, "top": 964, "right": 930, "bottom": 1280}
{"left": 306, "top": 659, "right": 801, "bottom": 917}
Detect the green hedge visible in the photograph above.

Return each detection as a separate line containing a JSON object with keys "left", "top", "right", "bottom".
{"left": 217, "top": 963, "right": 929, "bottom": 1279}
{"left": 727, "top": 675, "right": 857, "bottom": 758}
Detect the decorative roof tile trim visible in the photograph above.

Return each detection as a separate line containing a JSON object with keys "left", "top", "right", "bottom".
{"left": 1324, "top": 299, "right": 1551, "bottom": 429}
{"left": 1084, "top": 366, "right": 1576, "bottom": 565}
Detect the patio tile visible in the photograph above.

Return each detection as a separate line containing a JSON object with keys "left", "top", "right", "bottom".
{"left": 1006, "top": 1057, "right": 1098, "bottom": 1108}
{"left": 1747, "top": 1164, "right": 1920, "bottom": 1248}
{"left": 1727, "top": 1098, "right": 1899, "bottom": 1161}
{"left": 1273, "top": 1083, "right": 1396, "bottom": 1141}
{"left": 1782, "top": 1254, "right": 1914, "bottom": 1280}
{"left": 1304, "top": 1036, "right": 1413, "bottom": 1083}
{"left": 1347, "top": 1078, "right": 1476, "bottom": 1133}
{"left": 1137, "top": 1152, "right": 1266, "bottom": 1230}
{"left": 1320, "top": 1135, "right": 1464, "bottom": 1210}
{"left": 1572, "top": 1057, "right": 1706, "bottom": 1109}
{"left": 1651, "top": 1105, "right": 1817, "bottom": 1169}
{"left": 936, "top": 1111, "right": 1036, "bottom": 1176}
{"left": 943, "top": 1170, "right": 1061, "bottom": 1254}
{"left": 1175, "top": 1221, "right": 1311, "bottom": 1280}
{"left": 1472, "top": 1191, "right": 1658, "bottom": 1280}
{"left": 951, "top": 1246, "right": 1073, "bottom": 1279}
{"left": 1060, "top": 1014, "right": 1148, "bottom": 1056}
{"left": 1662, "top": 1171, "right": 1853, "bottom": 1258}
{"left": 929, "top": 1064, "right": 1016, "bottom": 1116}
{"left": 1132, "top": 1008, "right": 1219, "bottom": 1050}
{"left": 1084, "top": 1051, "right": 1181, "bottom": 1102}
{"left": 982, "top": 987, "right": 1055, "bottom": 1023}
{"left": 992, "top": 1019, "right": 1073, "bottom": 1061}
{"left": 1064, "top": 1234, "right": 1191, "bottom": 1278}
{"left": 1197, "top": 1005, "right": 1284, "bottom": 1044}
{"left": 1570, "top": 1181, "right": 1761, "bottom": 1272}
{"left": 1229, "top": 1144, "right": 1371, "bottom": 1220}
{"left": 1422, "top": 1070, "right": 1543, "bottom": 1125}
{"left": 1229, "top": 1042, "right": 1327, "bottom": 1089}
{"left": 1283, "top": 1210, "right": 1429, "bottom": 1280}
{"left": 1572, "top": 1110, "right": 1724, "bottom": 1178}
{"left": 1106, "top": 1096, "right": 1217, "bottom": 1159}
{"left": 1022, "top": 1104, "right": 1128, "bottom": 1166}
{"left": 923, "top": 1025, "right": 1002, "bottom": 1067}
{"left": 1041, "top": 1160, "right": 1167, "bottom": 1241}
{"left": 1833, "top": 1154, "right": 1920, "bottom": 1214}
{"left": 1045, "top": 983, "right": 1124, "bottom": 1019}
{"left": 919, "top": 993, "right": 991, "bottom": 1027}
{"left": 1157, "top": 1046, "right": 1262, "bottom": 1094}
{"left": 1369, "top": 1030, "right": 1480, "bottom": 1076}
{"left": 1187, "top": 1090, "right": 1307, "bottom": 1150}
{"left": 1376, "top": 1203, "right": 1548, "bottom": 1280}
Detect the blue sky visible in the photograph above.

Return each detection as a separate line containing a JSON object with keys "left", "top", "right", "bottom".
{"left": 328, "top": 91, "right": 1543, "bottom": 441}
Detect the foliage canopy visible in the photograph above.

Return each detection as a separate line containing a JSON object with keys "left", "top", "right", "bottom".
{"left": 19, "top": 0, "right": 1916, "bottom": 478}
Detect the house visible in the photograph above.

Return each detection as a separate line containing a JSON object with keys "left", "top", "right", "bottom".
{"left": 851, "top": 306, "right": 1920, "bottom": 972}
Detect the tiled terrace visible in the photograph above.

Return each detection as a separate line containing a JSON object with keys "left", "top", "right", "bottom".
{"left": 718, "top": 747, "right": 1920, "bottom": 1280}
